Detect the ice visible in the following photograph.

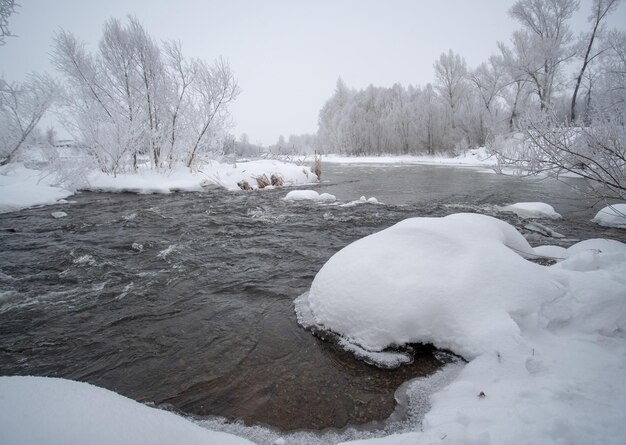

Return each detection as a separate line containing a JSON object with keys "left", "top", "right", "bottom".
{"left": 500, "top": 202, "right": 562, "bottom": 219}
{"left": 591, "top": 203, "right": 626, "bottom": 229}
{"left": 0, "top": 376, "right": 254, "bottom": 445}
{"left": 284, "top": 190, "right": 336, "bottom": 202}
{"left": 51, "top": 211, "right": 67, "bottom": 218}
{"left": 338, "top": 338, "right": 413, "bottom": 368}
{"left": 298, "top": 213, "right": 626, "bottom": 444}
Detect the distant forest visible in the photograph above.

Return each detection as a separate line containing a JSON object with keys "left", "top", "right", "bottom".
{"left": 274, "top": 0, "right": 625, "bottom": 158}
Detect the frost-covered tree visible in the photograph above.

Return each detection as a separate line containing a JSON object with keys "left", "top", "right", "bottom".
{"left": 594, "top": 30, "right": 626, "bottom": 116}
{"left": 0, "top": 0, "right": 17, "bottom": 46}
{"left": 52, "top": 16, "right": 239, "bottom": 175}
{"left": 469, "top": 55, "right": 508, "bottom": 142}
{"left": 0, "top": 73, "right": 58, "bottom": 165}
{"left": 434, "top": 50, "right": 469, "bottom": 117}
{"left": 570, "top": 0, "right": 621, "bottom": 122}
{"left": 318, "top": 78, "right": 353, "bottom": 153}
{"left": 186, "top": 58, "right": 239, "bottom": 168}
{"left": 505, "top": 0, "right": 580, "bottom": 111}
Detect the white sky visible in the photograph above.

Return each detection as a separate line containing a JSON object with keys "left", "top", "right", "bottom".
{"left": 1, "top": 0, "right": 625, "bottom": 145}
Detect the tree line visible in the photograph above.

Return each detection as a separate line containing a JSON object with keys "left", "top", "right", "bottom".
{"left": 1, "top": 13, "right": 239, "bottom": 174}
{"left": 316, "top": 0, "right": 625, "bottom": 160}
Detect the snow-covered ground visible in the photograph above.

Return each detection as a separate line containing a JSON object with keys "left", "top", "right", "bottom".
{"left": 297, "top": 213, "right": 626, "bottom": 444}
{"left": 592, "top": 204, "right": 626, "bottom": 229}
{"left": 0, "top": 160, "right": 318, "bottom": 213}
{"left": 0, "top": 163, "right": 74, "bottom": 213}
{"left": 87, "top": 160, "right": 317, "bottom": 193}
{"left": 0, "top": 376, "right": 254, "bottom": 445}
{"left": 323, "top": 147, "right": 497, "bottom": 167}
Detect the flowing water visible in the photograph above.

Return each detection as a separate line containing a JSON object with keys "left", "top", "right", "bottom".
{"left": 1, "top": 162, "right": 624, "bottom": 431}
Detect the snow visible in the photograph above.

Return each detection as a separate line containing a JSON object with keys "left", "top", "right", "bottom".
{"left": 297, "top": 213, "right": 626, "bottom": 444}
{"left": 500, "top": 201, "right": 562, "bottom": 219}
{"left": 51, "top": 211, "right": 67, "bottom": 218}
{"left": 323, "top": 147, "right": 497, "bottom": 167}
{"left": 0, "top": 159, "right": 318, "bottom": 214}
{"left": 284, "top": 190, "right": 337, "bottom": 202}
{"left": 0, "top": 376, "right": 254, "bottom": 445}
{"left": 0, "top": 163, "right": 73, "bottom": 213}
{"left": 592, "top": 203, "right": 626, "bottom": 229}
{"left": 86, "top": 160, "right": 317, "bottom": 193}
{"left": 533, "top": 244, "right": 567, "bottom": 259}
{"left": 201, "top": 159, "right": 317, "bottom": 191}
{"left": 339, "top": 196, "right": 381, "bottom": 207}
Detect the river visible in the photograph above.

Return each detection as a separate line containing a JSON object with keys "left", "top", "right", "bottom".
{"left": 0, "top": 162, "right": 624, "bottom": 432}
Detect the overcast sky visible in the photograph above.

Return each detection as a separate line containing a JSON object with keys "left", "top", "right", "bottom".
{"left": 1, "top": 0, "right": 625, "bottom": 145}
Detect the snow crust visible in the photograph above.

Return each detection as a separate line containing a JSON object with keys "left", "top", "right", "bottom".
{"left": 284, "top": 190, "right": 337, "bottom": 202}
{"left": 0, "top": 163, "right": 73, "bottom": 213}
{"left": 500, "top": 201, "right": 562, "bottom": 219}
{"left": 0, "top": 376, "right": 254, "bottom": 445}
{"left": 324, "top": 147, "right": 496, "bottom": 167}
{"left": 298, "top": 213, "right": 626, "bottom": 444}
{"left": 592, "top": 203, "right": 626, "bottom": 229}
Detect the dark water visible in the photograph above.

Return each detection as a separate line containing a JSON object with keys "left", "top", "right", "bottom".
{"left": 0, "top": 163, "right": 624, "bottom": 430}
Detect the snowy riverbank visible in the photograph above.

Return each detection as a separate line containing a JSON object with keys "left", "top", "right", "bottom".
{"left": 0, "top": 159, "right": 318, "bottom": 213}
{"left": 323, "top": 147, "right": 497, "bottom": 167}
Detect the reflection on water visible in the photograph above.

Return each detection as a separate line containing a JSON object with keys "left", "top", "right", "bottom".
{"left": 0, "top": 163, "right": 623, "bottom": 430}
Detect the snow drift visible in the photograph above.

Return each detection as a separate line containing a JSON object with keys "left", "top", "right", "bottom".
{"left": 0, "top": 376, "right": 253, "bottom": 445}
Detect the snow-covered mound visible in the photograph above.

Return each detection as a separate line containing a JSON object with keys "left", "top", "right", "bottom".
{"left": 299, "top": 213, "right": 626, "bottom": 444}
{"left": 284, "top": 190, "right": 336, "bottom": 202}
{"left": 0, "top": 376, "right": 253, "bottom": 445}
{"left": 0, "top": 163, "right": 73, "bottom": 213}
{"left": 300, "top": 213, "right": 558, "bottom": 359}
{"left": 592, "top": 204, "right": 626, "bottom": 229}
{"left": 500, "top": 201, "right": 561, "bottom": 219}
